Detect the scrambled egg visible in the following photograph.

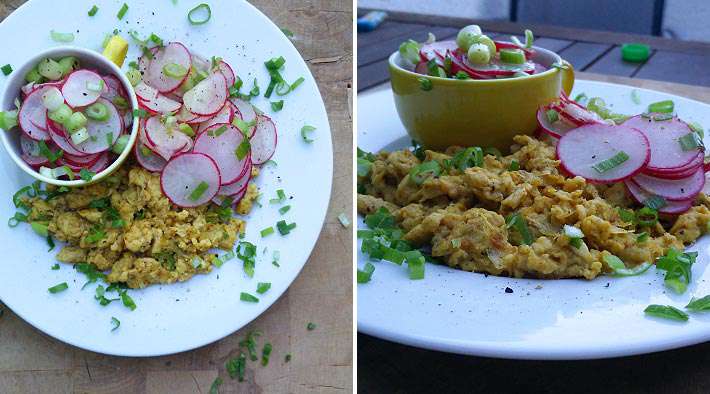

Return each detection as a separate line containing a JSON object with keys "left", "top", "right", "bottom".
{"left": 357, "top": 135, "right": 710, "bottom": 280}
{"left": 26, "top": 164, "right": 258, "bottom": 288}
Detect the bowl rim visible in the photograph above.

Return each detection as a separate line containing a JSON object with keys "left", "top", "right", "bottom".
{"left": 0, "top": 45, "right": 139, "bottom": 187}
{"left": 388, "top": 42, "right": 565, "bottom": 85}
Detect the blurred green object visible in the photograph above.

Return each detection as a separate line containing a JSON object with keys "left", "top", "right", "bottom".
{"left": 621, "top": 43, "right": 650, "bottom": 63}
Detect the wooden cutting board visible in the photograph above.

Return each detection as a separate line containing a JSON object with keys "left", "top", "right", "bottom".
{"left": 0, "top": 1, "right": 353, "bottom": 393}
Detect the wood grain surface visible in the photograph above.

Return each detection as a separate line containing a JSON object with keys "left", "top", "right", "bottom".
{"left": 356, "top": 73, "right": 710, "bottom": 394}
{"left": 0, "top": 1, "right": 353, "bottom": 393}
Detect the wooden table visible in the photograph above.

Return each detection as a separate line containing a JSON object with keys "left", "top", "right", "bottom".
{"left": 357, "top": 9, "right": 710, "bottom": 393}
{"left": 0, "top": 1, "right": 353, "bottom": 393}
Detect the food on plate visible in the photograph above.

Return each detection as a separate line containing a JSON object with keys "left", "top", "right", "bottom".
{"left": 357, "top": 94, "right": 709, "bottom": 281}
{"left": 20, "top": 164, "right": 257, "bottom": 289}
{"left": 398, "top": 25, "right": 544, "bottom": 80}
{"left": 1, "top": 55, "right": 134, "bottom": 180}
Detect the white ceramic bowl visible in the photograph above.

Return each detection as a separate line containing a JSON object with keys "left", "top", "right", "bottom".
{"left": 0, "top": 46, "right": 138, "bottom": 186}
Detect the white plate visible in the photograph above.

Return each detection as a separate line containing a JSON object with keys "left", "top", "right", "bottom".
{"left": 0, "top": 0, "right": 332, "bottom": 356}
{"left": 357, "top": 80, "right": 710, "bottom": 360}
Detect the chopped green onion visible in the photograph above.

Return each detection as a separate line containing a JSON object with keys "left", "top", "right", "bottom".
{"left": 281, "top": 28, "right": 294, "bottom": 38}
{"left": 226, "top": 353, "right": 247, "bottom": 381}
{"left": 592, "top": 151, "right": 629, "bottom": 174}
{"left": 50, "top": 30, "right": 75, "bottom": 43}
{"left": 112, "top": 96, "right": 129, "bottom": 110}
{"left": 524, "top": 29, "right": 534, "bottom": 48}
{"left": 38, "top": 58, "right": 63, "bottom": 80}
{"left": 117, "top": 3, "right": 129, "bottom": 20}
{"left": 0, "top": 110, "right": 18, "bottom": 130}
{"left": 647, "top": 100, "right": 674, "bottom": 114}
{"left": 399, "top": 39, "right": 421, "bottom": 65}
{"left": 260, "top": 226, "right": 274, "bottom": 237}
{"left": 508, "top": 159, "right": 520, "bottom": 171}
{"left": 240, "top": 292, "right": 259, "bottom": 303}
{"left": 688, "top": 121, "right": 704, "bottom": 139}
{"left": 270, "top": 100, "right": 284, "bottom": 112}
{"left": 301, "top": 125, "right": 316, "bottom": 143}
{"left": 133, "top": 109, "right": 149, "bottom": 118}
{"left": 261, "top": 343, "right": 272, "bottom": 366}
{"left": 337, "top": 213, "right": 350, "bottom": 228}
{"left": 604, "top": 254, "right": 651, "bottom": 276}
{"left": 499, "top": 49, "right": 525, "bottom": 64}
{"left": 643, "top": 195, "right": 666, "bottom": 210}
{"left": 409, "top": 161, "right": 441, "bottom": 185}
{"left": 125, "top": 69, "right": 141, "bottom": 86}
{"left": 163, "top": 63, "right": 188, "bottom": 79}
{"left": 235, "top": 139, "right": 250, "bottom": 160}
{"left": 357, "top": 262, "right": 375, "bottom": 283}
{"left": 418, "top": 77, "right": 432, "bottom": 91}
{"left": 149, "top": 33, "right": 163, "bottom": 46}
{"left": 656, "top": 248, "right": 697, "bottom": 294}
{"left": 686, "top": 295, "right": 710, "bottom": 312}
{"left": 188, "top": 181, "right": 209, "bottom": 201}
{"left": 31, "top": 221, "right": 49, "bottom": 237}
{"left": 188, "top": 3, "right": 211, "bottom": 25}
{"left": 38, "top": 141, "right": 62, "bottom": 164}
{"left": 406, "top": 251, "right": 425, "bottom": 280}
{"left": 546, "top": 109, "right": 559, "bottom": 123}
{"left": 630, "top": 89, "right": 641, "bottom": 104}
{"left": 644, "top": 304, "right": 688, "bottom": 322}
{"left": 1, "top": 64, "right": 12, "bottom": 76}
{"left": 51, "top": 263, "right": 59, "bottom": 270}
{"left": 276, "top": 220, "right": 297, "bottom": 235}
{"left": 85, "top": 102, "right": 109, "bottom": 121}
{"left": 110, "top": 317, "right": 120, "bottom": 331}
{"left": 48, "top": 282, "right": 68, "bottom": 293}
{"left": 47, "top": 236, "right": 54, "bottom": 251}
{"left": 574, "top": 92, "right": 588, "bottom": 104}
{"left": 209, "top": 377, "right": 223, "bottom": 394}
{"left": 635, "top": 206, "right": 658, "bottom": 226}
{"left": 505, "top": 212, "right": 533, "bottom": 245}
{"left": 178, "top": 123, "right": 194, "bottom": 137}
{"left": 79, "top": 168, "right": 96, "bottom": 182}
{"left": 636, "top": 232, "right": 649, "bottom": 243}
{"left": 207, "top": 125, "right": 227, "bottom": 137}
{"left": 307, "top": 322, "right": 316, "bottom": 330}
{"left": 88, "top": 5, "right": 99, "bottom": 16}
{"left": 256, "top": 282, "right": 271, "bottom": 294}
{"left": 112, "top": 135, "right": 130, "bottom": 155}
{"left": 678, "top": 132, "right": 703, "bottom": 151}
{"left": 278, "top": 205, "right": 291, "bottom": 215}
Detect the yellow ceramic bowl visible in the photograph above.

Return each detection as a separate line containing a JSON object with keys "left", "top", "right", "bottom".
{"left": 389, "top": 44, "right": 574, "bottom": 152}
{"left": 0, "top": 46, "right": 139, "bottom": 187}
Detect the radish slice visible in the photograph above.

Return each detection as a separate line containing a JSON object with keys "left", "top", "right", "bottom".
{"left": 193, "top": 123, "right": 249, "bottom": 185}
{"left": 135, "top": 141, "right": 167, "bottom": 172}
{"left": 444, "top": 50, "right": 492, "bottom": 80}
{"left": 86, "top": 152, "right": 110, "bottom": 173}
{"left": 250, "top": 115, "right": 278, "bottom": 165}
{"left": 623, "top": 115, "right": 701, "bottom": 171}
{"left": 144, "top": 116, "right": 189, "bottom": 159}
{"left": 138, "top": 47, "right": 159, "bottom": 75}
{"left": 143, "top": 42, "right": 192, "bottom": 93}
{"left": 175, "top": 105, "right": 200, "bottom": 123}
{"left": 632, "top": 167, "right": 705, "bottom": 201}
{"left": 196, "top": 103, "right": 234, "bottom": 134}
{"left": 135, "top": 82, "right": 158, "bottom": 102}
{"left": 218, "top": 61, "right": 236, "bottom": 87}
{"left": 464, "top": 57, "right": 535, "bottom": 76}
{"left": 219, "top": 160, "right": 252, "bottom": 195}
{"left": 642, "top": 152, "right": 703, "bottom": 179}
{"left": 18, "top": 87, "right": 53, "bottom": 141}
{"left": 191, "top": 54, "right": 211, "bottom": 73}
{"left": 71, "top": 98, "right": 123, "bottom": 155}
{"left": 160, "top": 152, "right": 221, "bottom": 208}
{"left": 61, "top": 70, "right": 104, "bottom": 107}
{"left": 101, "top": 75, "right": 127, "bottom": 102}
{"left": 20, "top": 134, "right": 41, "bottom": 156}
{"left": 419, "top": 41, "right": 458, "bottom": 62}
{"left": 536, "top": 105, "right": 576, "bottom": 138}
{"left": 552, "top": 100, "right": 605, "bottom": 126}
{"left": 21, "top": 152, "right": 48, "bottom": 167}
{"left": 557, "top": 123, "right": 650, "bottom": 183}
{"left": 63, "top": 151, "right": 101, "bottom": 167}
{"left": 182, "top": 72, "right": 227, "bottom": 116}
{"left": 229, "top": 97, "right": 256, "bottom": 136}
{"left": 47, "top": 118, "right": 89, "bottom": 157}
{"left": 625, "top": 180, "right": 694, "bottom": 214}
{"left": 138, "top": 93, "right": 182, "bottom": 114}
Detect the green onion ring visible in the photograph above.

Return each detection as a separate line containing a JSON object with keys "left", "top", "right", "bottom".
{"left": 188, "top": 3, "right": 211, "bottom": 25}
{"left": 162, "top": 63, "right": 188, "bottom": 79}
{"left": 85, "top": 102, "right": 109, "bottom": 121}
{"left": 50, "top": 30, "right": 75, "bottom": 43}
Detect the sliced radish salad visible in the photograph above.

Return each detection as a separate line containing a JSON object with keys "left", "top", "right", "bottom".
{"left": 399, "top": 24, "right": 541, "bottom": 81}
{"left": 132, "top": 42, "right": 277, "bottom": 208}
{"left": 538, "top": 92, "right": 706, "bottom": 214}
{"left": 2, "top": 56, "right": 134, "bottom": 181}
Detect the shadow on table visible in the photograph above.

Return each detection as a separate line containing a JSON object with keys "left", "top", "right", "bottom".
{"left": 358, "top": 333, "right": 710, "bottom": 393}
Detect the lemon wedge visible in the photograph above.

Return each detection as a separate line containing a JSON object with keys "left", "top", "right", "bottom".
{"left": 102, "top": 35, "right": 128, "bottom": 67}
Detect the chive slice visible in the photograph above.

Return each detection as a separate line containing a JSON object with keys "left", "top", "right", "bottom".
{"left": 592, "top": 151, "right": 629, "bottom": 173}
{"left": 357, "top": 262, "right": 375, "bottom": 283}
{"left": 31, "top": 221, "right": 49, "bottom": 237}
{"left": 505, "top": 213, "right": 533, "bottom": 245}
{"left": 235, "top": 139, "right": 250, "bottom": 160}
{"left": 278, "top": 205, "right": 291, "bottom": 215}
{"left": 48, "top": 282, "right": 68, "bottom": 293}
{"left": 133, "top": 108, "right": 149, "bottom": 118}
{"left": 188, "top": 3, "right": 211, "bottom": 25}
{"left": 240, "top": 292, "right": 259, "bottom": 303}
{"left": 508, "top": 159, "right": 520, "bottom": 171}
{"left": 110, "top": 317, "right": 120, "bottom": 331}
{"left": 79, "top": 168, "right": 96, "bottom": 182}
{"left": 630, "top": 89, "right": 641, "bottom": 104}
{"left": 256, "top": 282, "right": 271, "bottom": 294}
{"left": 644, "top": 304, "right": 688, "bottom": 321}
{"left": 260, "top": 226, "right": 274, "bottom": 237}
{"left": 545, "top": 109, "right": 559, "bottom": 123}
{"left": 301, "top": 125, "right": 316, "bottom": 143}
{"left": 281, "top": 28, "right": 294, "bottom": 37}
{"left": 306, "top": 322, "right": 316, "bottom": 330}
{"left": 643, "top": 195, "right": 666, "bottom": 210}
{"left": 418, "top": 77, "right": 432, "bottom": 91}
{"left": 50, "top": 30, "right": 75, "bottom": 43}
{"left": 647, "top": 100, "right": 674, "bottom": 114}
{"left": 188, "top": 181, "right": 209, "bottom": 201}
{"left": 207, "top": 125, "right": 227, "bottom": 137}
{"left": 276, "top": 220, "right": 296, "bottom": 235}
{"left": 686, "top": 295, "right": 710, "bottom": 312}
{"left": 270, "top": 100, "right": 284, "bottom": 112}
{"left": 636, "top": 232, "right": 649, "bottom": 243}
{"left": 1, "top": 64, "right": 12, "bottom": 76}
{"left": 51, "top": 264, "right": 60, "bottom": 270}
{"left": 209, "top": 377, "right": 223, "bottom": 393}
{"left": 678, "top": 132, "right": 703, "bottom": 151}
{"left": 409, "top": 160, "right": 441, "bottom": 185}
{"left": 117, "top": 3, "right": 129, "bottom": 20}
{"left": 604, "top": 254, "right": 651, "bottom": 276}
{"left": 88, "top": 5, "right": 99, "bottom": 16}
{"left": 261, "top": 343, "right": 272, "bottom": 366}
{"left": 163, "top": 63, "right": 188, "bottom": 79}
{"left": 337, "top": 213, "right": 350, "bottom": 228}
{"left": 406, "top": 251, "right": 425, "bottom": 279}
{"left": 121, "top": 291, "right": 137, "bottom": 311}
{"left": 656, "top": 248, "right": 697, "bottom": 294}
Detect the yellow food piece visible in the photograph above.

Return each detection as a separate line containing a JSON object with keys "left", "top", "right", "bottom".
{"left": 102, "top": 35, "right": 129, "bottom": 67}
{"left": 26, "top": 164, "right": 260, "bottom": 289}
{"left": 357, "top": 135, "right": 710, "bottom": 280}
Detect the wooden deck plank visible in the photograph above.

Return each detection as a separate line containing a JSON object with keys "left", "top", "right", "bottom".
{"left": 358, "top": 21, "right": 427, "bottom": 49}
{"left": 584, "top": 46, "right": 644, "bottom": 77}
{"left": 357, "top": 59, "right": 390, "bottom": 92}
{"left": 634, "top": 51, "right": 710, "bottom": 87}
{"left": 358, "top": 25, "right": 458, "bottom": 67}
{"left": 558, "top": 42, "right": 614, "bottom": 70}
